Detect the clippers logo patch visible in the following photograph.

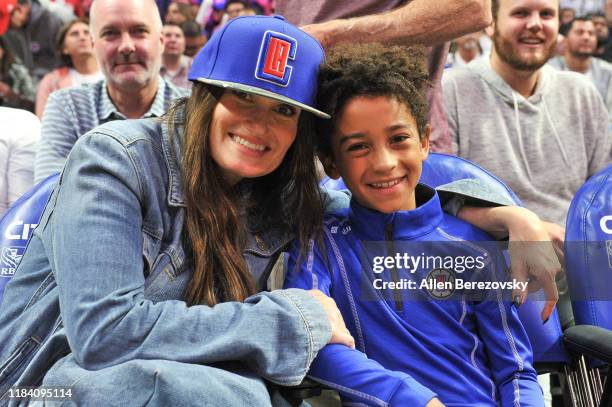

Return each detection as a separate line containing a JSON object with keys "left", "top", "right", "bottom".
{"left": 425, "top": 268, "right": 456, "bottom": 299}
{"left": 256, "top": 31, "right": 297, "bottom": 87}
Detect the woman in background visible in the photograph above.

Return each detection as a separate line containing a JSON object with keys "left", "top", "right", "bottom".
{"left": 35, "top": 18, "right": 101, "bottom": 118}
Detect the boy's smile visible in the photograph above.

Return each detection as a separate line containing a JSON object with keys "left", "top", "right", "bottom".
{"left": 325, "top": 96, "right": 430, "bottom": 213}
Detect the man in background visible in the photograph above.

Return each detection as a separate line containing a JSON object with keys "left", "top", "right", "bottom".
{"left": 181, "top": 20, "right": 206, "bottom": 57}
{"left": 160, "top": 23, "right": 192, "bottom": 89}
{"left": 34, "top": 0, "right": 188, "bottom": 182}
{"left": 445, "top": 0, "right": 610, "bottom": 230}
{"left": 590, "top": 12, "right": 612, "bottom": 60}
{"left": 549, "top": 16, "right": 612, "bottom": 112}
{"left": 447, "top": 31, "right": 485, "bottom": 68}
{"left": 225, "top": 0, "right": 248, "bottom": 20}
{"left": 3, "top": 0, "right": 62, "bottom": 83}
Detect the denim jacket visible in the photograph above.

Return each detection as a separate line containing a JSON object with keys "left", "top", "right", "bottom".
{"left": 0, "top": 108, "right": 331, "bottom": 404}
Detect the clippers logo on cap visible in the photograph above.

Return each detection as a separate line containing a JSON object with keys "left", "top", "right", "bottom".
{"left": 255, "top": 31, "right": 297, "bottom": 87}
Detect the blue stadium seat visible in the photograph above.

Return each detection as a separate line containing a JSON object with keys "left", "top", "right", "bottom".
{"left": 563, "top": 164, "right": 612, "bottom": 406}
{"left": 0, "top": 174, "right": 58, "bottom": 304}
{"left": 565, "top": 164, "right": 612, "bottom": 330}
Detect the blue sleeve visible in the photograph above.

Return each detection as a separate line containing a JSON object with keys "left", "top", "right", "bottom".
{"left": 474, "top": 256, "right": 543, "bottom": 406}
{"left": 309, "top": 345, "right": 438, "bottom": 407}
{"left": 285, "top": 238, "right": 437, "bottom": 407}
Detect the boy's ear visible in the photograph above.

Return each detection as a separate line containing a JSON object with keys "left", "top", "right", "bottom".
{"left": 420, "top": 125, "right": 431, "bottom": 161}
{"left": 317, "top": 151, "right": 341, "bottom": 180}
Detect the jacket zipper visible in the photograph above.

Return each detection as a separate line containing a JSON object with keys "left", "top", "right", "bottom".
{"left": 385, "top": 223, "right": 404, "bottom": 312}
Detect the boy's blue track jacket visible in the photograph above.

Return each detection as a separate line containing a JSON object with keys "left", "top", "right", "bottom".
{"left": 285, "top": 185, "right": 543, "bottom": 406}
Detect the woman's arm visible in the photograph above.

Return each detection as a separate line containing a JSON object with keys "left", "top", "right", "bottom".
{"left": 45, "top": 126, "right": 331, "bottom": 386}
{"left": 457, "top": 205, "right": 562, "bottom": 321}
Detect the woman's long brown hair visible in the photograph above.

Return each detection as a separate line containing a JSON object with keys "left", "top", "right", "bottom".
{"left": 167, "top": 83, "right": 323, "bottom": 306}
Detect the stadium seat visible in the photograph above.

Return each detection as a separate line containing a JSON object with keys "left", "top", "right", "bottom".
{"left": 564, "top": 164, "right": 612, "bottom": 406}
{"left": 0, "top": 174, "right": 58, "bottom": 304}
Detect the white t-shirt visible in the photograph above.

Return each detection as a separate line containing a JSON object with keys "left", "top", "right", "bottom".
{"left": 68, "top": 69, "right": 104, "bottom": 87}
{"left": 0, "top": 108, "right": 41, "bottom": 217}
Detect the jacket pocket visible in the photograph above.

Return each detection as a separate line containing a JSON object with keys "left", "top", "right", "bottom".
{"left": 142, "top": 231, "right": 161, "bottom": 279}
{"left": 0, "top": 337, "right": 40, "bottom": 387}
{"left": 145, "top": 253, "right": 174, "bottom": 291}
{"left": 144, "top": 252, "right": 190, "bottom": 302}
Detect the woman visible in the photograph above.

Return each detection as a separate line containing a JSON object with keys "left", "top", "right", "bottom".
{"left": 0, "top": 15, "right": 557, "bottom": 406}
{"left": 0, "top": 36, "right": 35, "bottom": 111}
{"left": 0, "top": 15, "right": 351, "bottom": 406}
{"left": 35, "top": 18, "right": 102, "bottom": 118}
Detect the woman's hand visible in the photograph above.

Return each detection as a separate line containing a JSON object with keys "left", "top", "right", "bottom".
{"left": 308, "top": 289, "right": 355, "bottom": 349}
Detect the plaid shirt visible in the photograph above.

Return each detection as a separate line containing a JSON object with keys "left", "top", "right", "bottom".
{"left": 35, "top": 77, "right": 189, "bottom": 182}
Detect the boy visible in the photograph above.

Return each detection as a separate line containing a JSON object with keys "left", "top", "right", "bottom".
{"left": 284, "top": 44, "right": 543, "bottom": 406}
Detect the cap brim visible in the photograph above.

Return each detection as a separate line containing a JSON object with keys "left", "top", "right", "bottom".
{"left": 192, "top": 78, "right": 331, "bottom": 119}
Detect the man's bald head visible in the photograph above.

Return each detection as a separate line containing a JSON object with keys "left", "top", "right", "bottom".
{"left": 88, "top": 0, "right": 164, "bottom": 94}
{"left": 90, "top": 0, "right": 162, "bottom": 35}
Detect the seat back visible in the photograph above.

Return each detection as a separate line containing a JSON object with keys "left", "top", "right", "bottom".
{"left": 565, "top": 164, "right": 612, "bottom": 330}
{"left": 0, "top": 174, "right": 58, "bottom": 304}
{"left": 321, "top": 152, "right": 569, "bottom": 363}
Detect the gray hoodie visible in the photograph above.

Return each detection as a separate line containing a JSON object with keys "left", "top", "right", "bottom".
{"left": 443, "top": 58, "right": 612, "bottom": 225}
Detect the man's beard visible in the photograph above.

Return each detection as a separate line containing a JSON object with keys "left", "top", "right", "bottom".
{"left": 569, "top": 48, "right": 593, "bottom": 59}
{"left": 493, "top": 31, "right": 557, "bottom": 71}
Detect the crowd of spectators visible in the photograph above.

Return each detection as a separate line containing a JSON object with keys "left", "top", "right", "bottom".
{"left": 0, "top": 0, "right": 270, "bottom": 112}
{"left": 1, "top": 0, "right": 272, "bottom": 209}
{"left": 3, "top": 0, "right": 612, "bottom": 118}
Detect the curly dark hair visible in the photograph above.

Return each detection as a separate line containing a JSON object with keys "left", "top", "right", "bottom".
{"left": 315, "top": 43, "right": 430, "bottom": 158}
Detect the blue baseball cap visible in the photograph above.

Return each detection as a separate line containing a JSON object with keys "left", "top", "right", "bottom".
{"left": 188, "top": 15, "right": 330, "bottom": 119}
